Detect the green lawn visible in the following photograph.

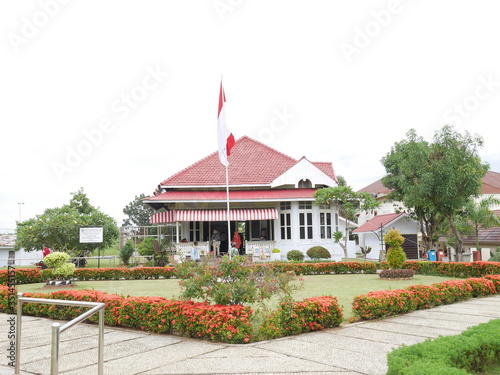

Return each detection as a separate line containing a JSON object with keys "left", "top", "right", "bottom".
{"left": 16, "top": 274, "right": 459, "bottom": 319}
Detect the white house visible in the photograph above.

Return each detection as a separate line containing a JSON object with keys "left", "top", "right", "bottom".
{"left": 0, "top": 234, "right": 43, "bottom": 267}
{"left": 143, "top": 136, "right": 354, "bottom": 261}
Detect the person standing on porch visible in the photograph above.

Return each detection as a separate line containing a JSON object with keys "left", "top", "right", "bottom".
{"left": 230, "top": 242, "right": 239, "bottom": 258}
{"left": 232, "top": 231, "right": 241, "bottom": 252}
{"left": 212, "top": 229, "right": 220, "bottom": 256}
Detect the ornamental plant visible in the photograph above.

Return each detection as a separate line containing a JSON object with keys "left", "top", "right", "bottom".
{"left": 287, "top": 250, "right": 304, "bottom": 262}
{"left": 384, "top": 229, "right": 406, "bottom": 270}
{"left": 306, "top": 246, "right": 331, "bottom": 260}
{"left": 119, "top": 241, "right": 135, "bottom": 266}
{"left": 43, "top": 251, "right": 75, "bottom": 280}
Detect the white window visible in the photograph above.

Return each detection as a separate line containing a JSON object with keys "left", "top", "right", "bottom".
{"left": 320, "top": 212, "right": 332, "bottom": 239}
{"left": 280, "top": 202, "right": 291, "bottom": 240}
{"left": 189, "top": 222, "right": 201, "bottom": 242}
{"left": 299, "top": 201, "right": 313, "bottom": 240}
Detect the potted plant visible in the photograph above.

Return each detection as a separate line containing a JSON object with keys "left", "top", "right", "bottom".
{"left": 44, "top": 251, "right": 76, "bottom": 285}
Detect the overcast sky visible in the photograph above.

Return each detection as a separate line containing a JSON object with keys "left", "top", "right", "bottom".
{"left": 1, "top": 0, "right": 499, "bottom": 232}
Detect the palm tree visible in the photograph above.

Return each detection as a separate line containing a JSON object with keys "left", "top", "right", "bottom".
{"left": 462, "top": 196, "right": 500, "bottom": 253}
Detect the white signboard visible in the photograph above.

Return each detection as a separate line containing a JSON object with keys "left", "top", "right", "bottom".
{"left": 79, "top": 226, "right": 103, "bottom": 243}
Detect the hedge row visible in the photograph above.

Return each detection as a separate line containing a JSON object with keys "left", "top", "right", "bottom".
{"left": 381, "top": 261, "right": 500, "bottom": 278}
{"left": 0, "top": 262, "right": 376, "bottom": 285}
{"left": 0, "top": 287, "right": 342, "bottom": 344}
{"left": 387, "top": 318, "right": 500, "bottom": 375}
{"left": 352, "top": 275, "right": 500, "bottom": 320}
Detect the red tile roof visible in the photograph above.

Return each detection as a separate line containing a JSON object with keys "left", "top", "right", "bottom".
{"left": 352, "top": 213, "right": 407, "bottom": 233}
{"left": 145, "top": 188, "right": 319, "bottom": 202}
{"left": 359, "top": 171, "right": 500, "bottom": 195}
{"left": 160, "top": 136, "right": 336, "bottom": 187}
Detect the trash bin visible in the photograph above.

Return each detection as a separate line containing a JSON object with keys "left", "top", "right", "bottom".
{"left": 437, "top": 250, "right": 445, "bottom": 261}
{"left": 473, "top": 251, "right": 482, "bottom": 262}
{"left": 427, "top": 250, "right": 437, "bottom": 261}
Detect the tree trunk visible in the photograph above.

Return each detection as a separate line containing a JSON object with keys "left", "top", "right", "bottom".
{"left": 448, "top": 215, "right": 464, "bottom": 261}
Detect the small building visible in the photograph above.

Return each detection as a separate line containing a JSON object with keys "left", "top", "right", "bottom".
{"left": 143, "top": 136, "right": 354, "bottom": 261}
{"left": 352, "top": 212, "right": 419, "bottom": 261}
{"left": 0, "top": 234, "right": 43, "bottom": 267}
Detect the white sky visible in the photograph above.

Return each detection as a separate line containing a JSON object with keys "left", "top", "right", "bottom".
{"left": 1, "top": 0, "right": 500, "bottom": 232}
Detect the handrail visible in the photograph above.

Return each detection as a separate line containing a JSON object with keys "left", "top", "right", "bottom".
{"left": 15, "top": 292, "right": 105, "bottom": 375}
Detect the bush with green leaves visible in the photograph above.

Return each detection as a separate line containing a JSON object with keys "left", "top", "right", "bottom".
{"left": 120, "top": 241, "right": 135, "bottom": 266}
{"left": 137, "top": 237, "right": 155, "bottom": 256}
{"left": 43, "top": 252, "right": 75, "bottom": 279}
{"left": 306, "top": 246, "right": 331, "bottom": 260}
{"left": 287, "top": 250, "right": 304, "bottom": 262}
{"left": 384, "top": 229, "right": 406, "bottom": 269}
{"left": 489, "top": 251, "right": 500, "bottom": 262}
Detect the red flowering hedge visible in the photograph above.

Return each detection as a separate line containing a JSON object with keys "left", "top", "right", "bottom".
{"left": 381, "top": 261, "right": 500, "bottom": 278}
{"left": 352, "top": 275, "right": 500, "bottom": 320}
{"left": 0, "top": 267, "right": 177, "bottom": 285}
{"left": 0, "top": 286, "right": 343, "bottom": 343}
{"left": 0, "top": 262, "right": 376, "bottom": 286}
{"left": 257, "top": 296, "right": 343, "bottom": 340}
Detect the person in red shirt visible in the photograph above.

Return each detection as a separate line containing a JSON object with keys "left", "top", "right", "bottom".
{"left": 42, "top": 247, "right": 51, "bottom": 257}
{"left": 232, "top": 231, "right": 241, "bottom": 251}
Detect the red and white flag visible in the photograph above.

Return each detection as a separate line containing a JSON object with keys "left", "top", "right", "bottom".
{"left": 217, "top": 81, "right": 235, "bottom": 166}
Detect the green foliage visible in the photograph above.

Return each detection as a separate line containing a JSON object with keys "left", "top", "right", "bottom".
{"left": 14, "top": 188, "right": 119, "bottom": 254}
{"left": 489, "top": 252, "right": 500, "bottom": 262}
{"left": 379, "top": 269, "right": 415, "bottom": 279}
{"left": 53, "top": 263, "right": 76, "bottom": 279}
{"left": 272, "top": 248, "right": 280, "bottom": 253}
{"left": 287, "top": 250, "right": 304, "bottom": 262}
{"left": 43, "top": 252, "right": 75, "bottom": 279}
{"left": 306, "top": 246, "right": 331, "bottom": 259}
{"left": 386, "top": 246, "right": 407, "bottom": 269}
{"left": 137, "top": 237, "right": 155, "bottom": 256}
{"left": 122, "top": 193, "right": 156, "bottom": 227}
{"left": 384, "top": 228, "right": 405, "bottom": 247}
{"left": 387, "top": 319, "right": 500, "bottom": 375}
{"left": 120, "top": 241, "right": 135, "bottom": 266}
{"left": 43, "top": 252, "right": 70, "bottom": 268}
{"left": 382, "top": 125, "right": 489, "bottom": 256}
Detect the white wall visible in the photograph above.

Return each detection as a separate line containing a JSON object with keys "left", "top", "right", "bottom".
{"left": 0, "top": 248, "right": 44, "bottom": 267}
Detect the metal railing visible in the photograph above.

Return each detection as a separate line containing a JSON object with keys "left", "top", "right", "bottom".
{"left": 15, "top": 293, "right": 105, "bottom": 375}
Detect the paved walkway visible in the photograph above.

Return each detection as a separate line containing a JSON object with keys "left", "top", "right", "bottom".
{"left": 1, "top": 295, "right": 499, "bottom": 375}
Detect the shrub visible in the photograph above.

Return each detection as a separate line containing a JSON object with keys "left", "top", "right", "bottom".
{"left": 287, "top": 250, "right": 304, "bottom": 262}
{"left": 43, "top": 252, "right": 75, "bottom": 280}
{"left": 387, "top": 319, "right": 500, "bottom": 375}
{"left": 43, "top": 252, "right": 70, "bottom": 268}
{"left": 120, "top": 241, "right": 135, "bottom": 266}
{"left": 137, "top": 237, "right": 155, "bottom": 256}
{"left": 489, "top": 252, "right": 500, "bottom": 262}
{"left": 272, "top": 248, "right": 280, "bottom": 253}
{"left": 306, "top": 246, "right": 331, "bottom": 260}
{"left": 384, "top": 228, "right": 405, "bottom": 247}
{"left": 386, "top": 246, "right": 407, "bottom": 270}
{"left": 379, "top": 269, "right": 415, "bottom": 279}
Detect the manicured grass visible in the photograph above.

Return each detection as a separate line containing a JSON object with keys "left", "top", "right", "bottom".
{"left": 16, "top": 274, "right": 459, "bottom": 319}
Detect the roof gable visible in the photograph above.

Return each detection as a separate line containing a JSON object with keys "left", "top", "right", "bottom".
{"left": 160, "top": 136, "right": 336, "bottom": 187}
{"left": 271, "top": 157, "right": 337, "bottom": 188}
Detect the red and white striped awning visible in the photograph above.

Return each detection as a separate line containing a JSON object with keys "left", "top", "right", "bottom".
{"left": 150, "top": 208, "right": 278, "bottom": 224}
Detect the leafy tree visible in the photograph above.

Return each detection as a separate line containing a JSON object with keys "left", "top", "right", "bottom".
{"left": 15, "top": 189, "right": 119, "bottom": 255}
{"left": 314, "top": 186, "right": 380, "bottom": 259}
{"left": 122, "top": 194, "right": 156, "bottom": 227}
{"left": 382, "top": 126, "right": 488, "bottom": 260}
{"left": 120, "top": 241, "right": 135, "bottom": 266}
{"left": 384, "top": 229, "right": 406, "bottom": 269}
{"left": 458, "top": 196, "right": 500, "bottom": 253}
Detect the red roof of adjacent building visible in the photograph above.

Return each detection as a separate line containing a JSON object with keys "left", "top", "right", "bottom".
{"left": 146, "top": 188, "right": 319, "bottom": 202}
{"left": 160, "top": 136, "right": 336, "bottom": 187}
{"left": 352, "top": 213, "right": 407, "bottom": 233}
{"left": 358, "top": 171, "right": 500, "bottom": 196}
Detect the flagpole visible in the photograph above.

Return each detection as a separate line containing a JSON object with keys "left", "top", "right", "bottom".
{"left": 226, "top": 163, "right": 231, "bottom": 259}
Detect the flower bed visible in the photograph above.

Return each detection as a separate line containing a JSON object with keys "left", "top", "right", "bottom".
{"left": 352, "top": 275, "right": 500, "bottom": 320}
{"left": 0, "top": 286, "right": 343, "bottom": 344}
{"left": 0, "top": 262, "right": 376, "bottom": 286}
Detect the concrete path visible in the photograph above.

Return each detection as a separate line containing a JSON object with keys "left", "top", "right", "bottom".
{"left": 1, "top": 295, "right": 499, "bottom": 375}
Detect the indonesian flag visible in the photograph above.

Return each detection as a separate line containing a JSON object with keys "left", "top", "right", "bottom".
{"left": 217, "top": 81, "right": 235, "bottom": 166}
